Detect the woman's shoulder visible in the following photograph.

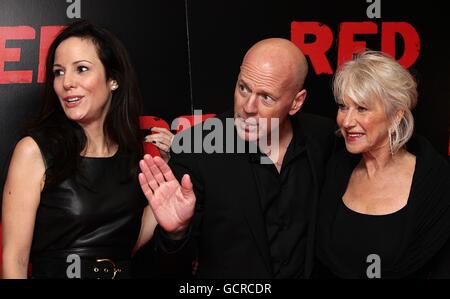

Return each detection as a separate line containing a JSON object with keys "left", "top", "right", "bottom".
{"left": 9, "top": 136, "right": 46, "bottom": 173}
{"left": 22, "top": 128, "right": 56, "bottom": 169}
{"left": 409, "top": 135, "right": 448, "bottom": 163}
{"left": 408, "top": 135, "right": 449, "bottom": 181}
{"left": 14, "top": 136, "right": 42, "bottom": 158}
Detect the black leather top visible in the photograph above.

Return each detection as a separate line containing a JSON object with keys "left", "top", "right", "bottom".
{"left": 28, "top": 132, "right": 147, "bottom": 262}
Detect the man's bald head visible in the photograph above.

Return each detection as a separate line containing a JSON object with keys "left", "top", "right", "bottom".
{"left": 242, "top": 38, "right": 308, "bottom": 91}
{"left": 234, "top": 38, "right": 309, "bottom": 142}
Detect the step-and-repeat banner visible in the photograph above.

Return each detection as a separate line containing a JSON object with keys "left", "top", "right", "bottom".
{"left": 1, "top": 0, "right": 449, "bottom": 199}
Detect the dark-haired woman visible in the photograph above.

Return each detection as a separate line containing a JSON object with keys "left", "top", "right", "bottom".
{"left": 1, "top": 20, "right": 164, "bottom": 278}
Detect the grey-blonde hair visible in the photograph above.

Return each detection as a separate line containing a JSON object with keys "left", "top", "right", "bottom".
{"left": 333, "top": 50, "right": 418, "bottom": 154}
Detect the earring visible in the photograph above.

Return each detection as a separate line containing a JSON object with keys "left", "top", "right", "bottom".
{"left": 111, "top": 81, "right": 118, "bottom": 90}
{"left": 388, "top": 127, "right": 395, "bottom": 156}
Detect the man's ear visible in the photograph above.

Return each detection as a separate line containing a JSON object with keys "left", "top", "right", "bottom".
{"left": 289, "top": 89, "right": 307, "bottom": 115}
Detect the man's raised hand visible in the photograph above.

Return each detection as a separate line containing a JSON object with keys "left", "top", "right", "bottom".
{"left": 138, "top": 155, "right": 195, "bottom": 234}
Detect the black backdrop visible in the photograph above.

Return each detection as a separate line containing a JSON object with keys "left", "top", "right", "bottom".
{"left": 1, "top": 0, "right": 449, "bottom": 206}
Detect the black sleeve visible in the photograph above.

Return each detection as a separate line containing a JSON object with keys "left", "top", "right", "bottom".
{"left": 150, "top": 128, "right": 206, "bottom": 277}
{"left": 148, "top": 224, "right": 196, "bottom": 278}
{"left": 428, "top": 162, "right": 450, "bottom": 278}
{"left": 153, "top": 223, "right": 192, "bottom": 253}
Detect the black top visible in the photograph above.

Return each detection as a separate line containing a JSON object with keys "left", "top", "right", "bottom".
{"left": 28, "top": 131, "right": 147, "bottom": 265}
{"left": 249, "top": 116, "right": 312, "bottom": 278}
{"left": 316, "top": 135, "right": 450, "bottom": 278}
{"left": 329, "top": 200, "right": 408, "bottom": 278}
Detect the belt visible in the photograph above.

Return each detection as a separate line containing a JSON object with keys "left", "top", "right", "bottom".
{"left": 31, "top": 256, "right": 131, "bottom": 279}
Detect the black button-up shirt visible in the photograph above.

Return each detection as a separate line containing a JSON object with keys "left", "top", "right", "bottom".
{"left": 250, "top": 117, "right": 313, "bottom": 278}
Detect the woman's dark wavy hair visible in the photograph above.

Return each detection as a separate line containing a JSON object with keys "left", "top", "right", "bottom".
{"left": 31, "top": 20, "right": 143, "bottom": 188}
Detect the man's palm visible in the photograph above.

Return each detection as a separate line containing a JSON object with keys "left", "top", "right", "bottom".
{"left": 148, "top": 174, "right": 195, "bottom": 232}
{"left": 139, "top": 155, "right": 195, "bottom": 233}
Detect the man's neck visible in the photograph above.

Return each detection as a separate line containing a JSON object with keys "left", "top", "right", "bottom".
{"left": 264, "top": 118, "right": 293, "bottom": 172}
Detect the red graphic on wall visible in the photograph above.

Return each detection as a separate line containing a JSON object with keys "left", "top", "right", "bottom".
{"left": 291, "top": 21, "right": 421, "bottom": 74}
{"left": 0, "top": 25, "right": 64, "bottom": 84}
{"left": 0, "top": 26, "right": 35, "bottom": 84}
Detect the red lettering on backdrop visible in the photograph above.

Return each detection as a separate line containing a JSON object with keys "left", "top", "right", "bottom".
{"left": 291, "top": 22, "right": 333, "bottom": 74}
{"left": 38, "top": 26, "right": 65, "bottom": 83}
{"left": 291, "top": 21, "right": 421, "bottom": 74}
{"left": 0, "top": 26, "right": 35, "bottom": 84}
{"left": 381, "top": 22, "right": 420, "bottom": 68}
{"left": 337, "top": 22, "right": 378, "bottom": 66}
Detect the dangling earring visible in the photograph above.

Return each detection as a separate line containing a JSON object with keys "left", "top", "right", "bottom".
{"left": 389, "top": 112, "right": 405, "bottom": 157}
{"left": 388, "top": 128, "right": 394, "bottom": 157}
{"left": 388, "top": 127, "right": 395, "bottom": 156}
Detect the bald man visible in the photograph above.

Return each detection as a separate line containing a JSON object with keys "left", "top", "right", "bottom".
{"left": 139, "top": 38, "right": 335, "bottom": 278}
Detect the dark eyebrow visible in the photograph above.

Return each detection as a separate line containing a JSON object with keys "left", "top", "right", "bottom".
{"left": 53, "top": 60, "right": 93, "bottom": 68}
{"left": 73, "top": 60, "right": 93, "bottom": 65}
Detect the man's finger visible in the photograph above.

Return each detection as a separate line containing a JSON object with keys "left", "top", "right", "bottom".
{"left": 138, "top": 172, "right": 154, "bottom": 200}
{"left": 140, "top": 157, "right": 160, "bottom": 189}
{"left": 145, "top": 155, "right": 166, "bottom": 185}
{"left": 154, "top": 156, "right": 177, "bottom": 181}
{"left": 180, "top": 174, "right": 194, "bottom": 198}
